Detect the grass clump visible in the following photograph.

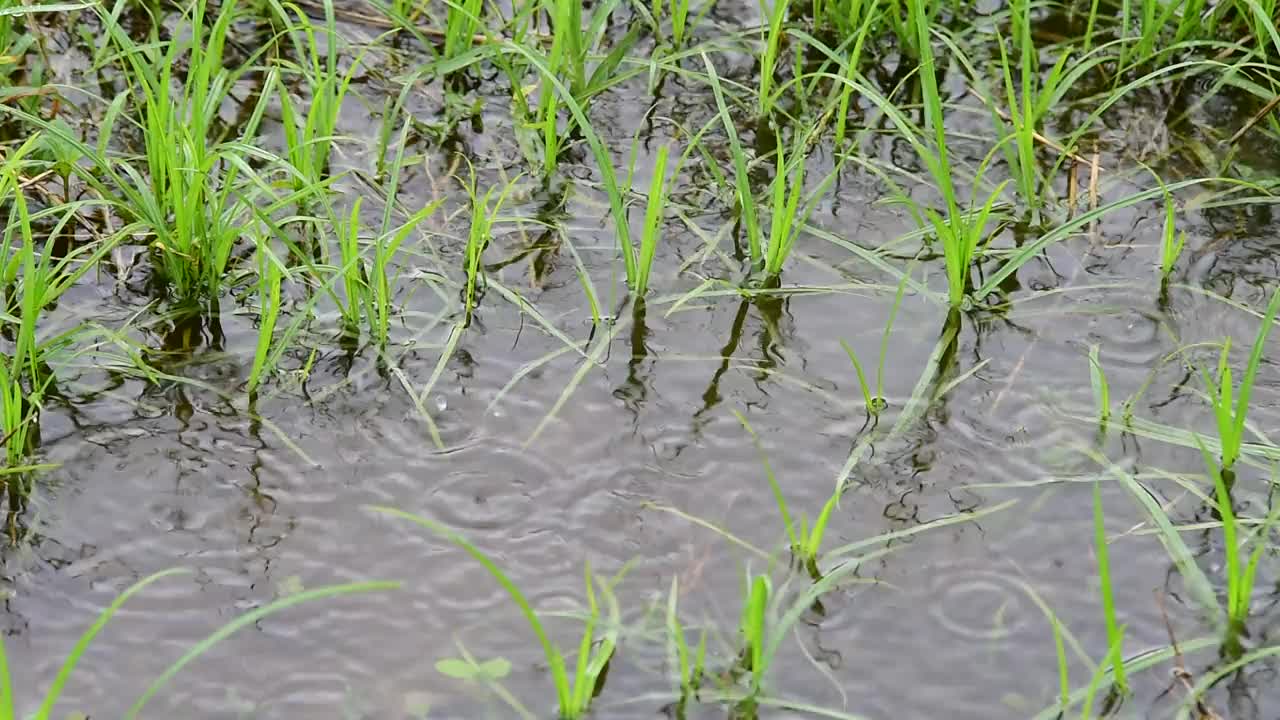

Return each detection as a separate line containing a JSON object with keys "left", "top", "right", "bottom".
{"left": 0, "top": 138, "right": 117, "bottom": 505}
{"left": 95, "top": 0, "right": 271, "bottom": 304}
{"left": 1202, "top": 286, "right": 1280, "bottom": 475}
{"left": 463, "top": 173, "right": 520, "bottom": 324}
{"left": 269, "top": 0, "right": 364, "bottom": 195}
{"left": 1195, "top": 440, "right": 1280, "bottom": 644}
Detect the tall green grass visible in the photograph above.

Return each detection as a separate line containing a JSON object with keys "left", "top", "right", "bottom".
{"left": 627, "top": 144, "right": 671, "bottom": 300}
{"left": 1195, "top": 440, "right": 1280, "bottom": 639}
{"left": 247, "top": 246, "right": 286, "bottom": 395}
{"left": 0, "top": 138, "right": 117, "bottom": 498}
{"left": 758, "top": 0, "right": 791, "bottom": 121}
{"left": 653, "top": 0, "right": 696, "bottom": 48}
{"left": 706, "top": 55, "right": 840, "bottom": 279}
{"left": 96, "top": 0, "right": 270, "bottom": 303}
{"left": 269, "top": 0, "right": 365, "bottom": 195}
{"left": 991, "top": 0, "right": 1063, "bottom": 222}
{"left": 527, "top": 0, "right": 638, "bottom": 174}
{"left": 909, "top": 0, "right": 1009, "bottom": 307}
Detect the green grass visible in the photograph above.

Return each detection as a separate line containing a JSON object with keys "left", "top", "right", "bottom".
{"left": 839, "top": 272, "right": 909, "bottom": 417}
{"left": 8, "top": 0, "right": 1280, "bottom": 714}
{"left": 737, "top": 571, "right": 771, "bottom": 693}
{"left": 0, "top": 137, "right": 116, "bottom": 498}
{"left": 95, "top": 0, "right": 272, "bottom": 304}
{"left": 463, "top": 173, "right": 519, "bottom": 324}
{"left": 758, "top": 0, "right": 791, "bottom": 121}
{"left": 1195, "top": 437, "right": 1280, "bottom": 639}
{"left": 269, "top": 0, "right": 364, "bottom": 195}
{"left": 665, "top": 578, "right": 708, "bottom": 703}
{"left": 629, "top": 144, "right": 671, "bottom": 300}
{"left": 1202, "top": 286, "right": 1280, "bottom": 473}
{"left": 1091, "top": 481, "right": 1126, "bottom": 694}
{"left": 1159, "top": 191, "right": 1186, "bottom": 284}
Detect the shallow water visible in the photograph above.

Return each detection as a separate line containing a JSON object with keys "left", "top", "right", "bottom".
{"left": 8, "top": 4, "right": 1280, "bottom": 720}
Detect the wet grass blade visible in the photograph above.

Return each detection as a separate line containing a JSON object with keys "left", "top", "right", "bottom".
{"left": 703, "top": 52, "right": 761, "bottom": 265}
{"left": 1092, "top": 481, "right": 1126, "bottom": 693}
{"left": 634, "top": 144, "right": 671, "bottom": 298}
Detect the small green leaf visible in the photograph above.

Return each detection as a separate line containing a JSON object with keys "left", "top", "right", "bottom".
{"left": 435, "top": 658, "right": 476, "bottom": 679}
{"left": 478, "top": 657, "right": 511, "bottom": 679}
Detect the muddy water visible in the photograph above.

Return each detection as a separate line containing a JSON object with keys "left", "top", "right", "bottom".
{"left": 8, "top": 6, "right": 1280, "bottom": 720}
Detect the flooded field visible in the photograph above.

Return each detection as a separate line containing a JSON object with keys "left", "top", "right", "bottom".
{"left": 3, "top": 0, "right": 1280, "bottom": 717}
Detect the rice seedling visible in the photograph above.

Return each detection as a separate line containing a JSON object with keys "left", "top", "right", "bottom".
{"left": 1088, "top": 345, "right": 1110, "bottom": 428}
{"left": 247, "top": 244, "right": 286, "bottom": 395}
{"left": 268, "top": 0, "right": 367, "bottom": 195}
{"left": 462, "top": 173, "right": 520, "bottom": 324}
{"left": 334, "top": 198, "right": 367, "bottom": 337}
{"left": 758, "top": 0, "right": 791, "bottom": 122}
{"left": 811, "top": 0, "right": 874, "bottom": 41}
{"left": 1091, "top": 481, "right": 1127, "bottom": 693}
{"left": 737, "top": 412, "right": 837, "bottom": 577}
{"left": 444, "top": 0, "right": 486, "bottom": 64}
{"left": 706, "top": 55, "right": 840, "bottom": 279}
{"left": 839, "top": 271, "right": 909, "bottom": 417}
{"left": 831, "top": 0, "right": 880, "bottom": 149}
{"left": 736, "top": 571, "right": 771, "bottom": 693}
{"left": 0, "top": 567, "right": 396, "bottom": 720}
{"left": 665, "top": 578, "right": 708, "bottom": 704}
{"left": 659, "top": 501, "right": 1016, "bottom": 710}
{"left": 908, "top": 0, "right": 1011, "bottom": 307}
{"left": 1159, "top": 193, "right": 1186, "bottom": 284}
{"left": 1194, "top": 438, "right": 1280, "bottom": 644}
{"left": 704, "top": 55, "right": 761, "bottom": 265}
{"left": 359, "top": 118, "right": 445, "bottom": 349}
{"left": 832, "top": 3, "right": 1008, "bottom": 308}
{"left": 0, "top": 140, "right": 118, "bottom": 504}
{"left": 371, "top": 506, "right": 625, "bottom": 719}
{"left": 653, "top": 0, "right": 695, "bottom": 48}
{"left": 992, "top": 0, "right": 1049, "bottom": 222}
{"left": 1201, "top": 286, "right": 1280, "bottom": 475}
{"left": 627, "top": 144, "right": 671, "bottom": 300}
{"left": 495, "top": 42, "right": 639, "bottom": 297}
{"left": 525, "top": 0, "right": 640, "bottom": 174}
{"left": 92, "top": 0, "right": 281, "bottom": 305}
